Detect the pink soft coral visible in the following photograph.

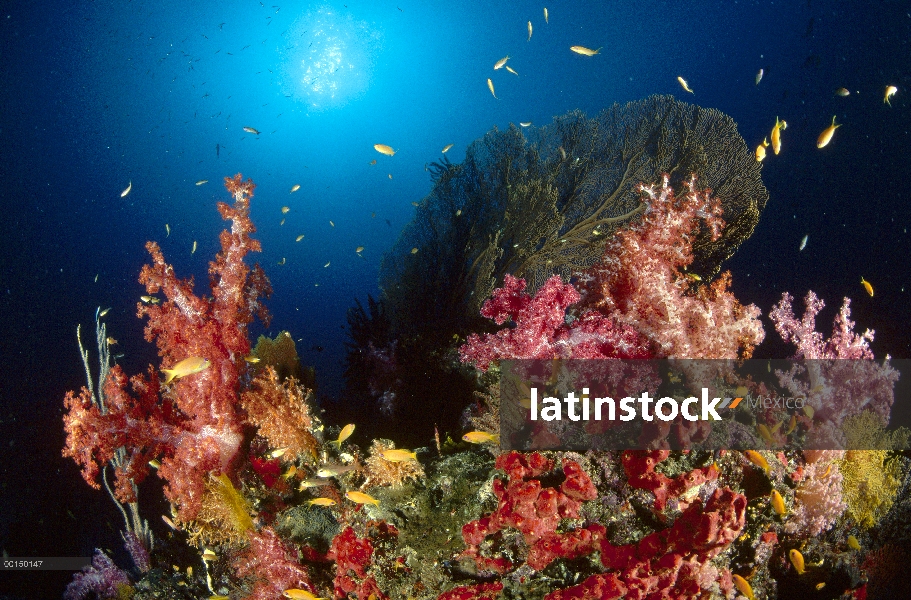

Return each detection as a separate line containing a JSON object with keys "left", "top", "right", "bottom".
{"left": 458, "top": 274, "right": 650, "bottom": 371}
{"left": 460, "top": 176, "right": 764, "bottom": 374}
{"left": 576, "top": 174, "right": 764, "bottom": 360}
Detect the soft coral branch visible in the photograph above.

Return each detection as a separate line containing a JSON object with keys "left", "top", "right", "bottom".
{"left": 63, "top": 174, "right": 272, "bottom": 520}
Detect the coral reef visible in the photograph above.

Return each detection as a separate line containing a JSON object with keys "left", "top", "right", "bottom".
{"left": 62, "top": 159, "right": 910, "bottom": 600}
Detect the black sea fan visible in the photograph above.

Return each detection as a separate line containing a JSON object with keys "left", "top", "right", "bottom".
{"left": 379, "top": 95, "right": 767, "bottom": 340}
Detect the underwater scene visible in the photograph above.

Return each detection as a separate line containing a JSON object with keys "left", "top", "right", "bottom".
{"left": 2, "top": 1, "right": 911, "bottom": 598}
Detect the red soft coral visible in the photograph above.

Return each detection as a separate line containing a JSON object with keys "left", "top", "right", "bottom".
{"left": 62, "top": 175, "right": 272, "bottom": 520}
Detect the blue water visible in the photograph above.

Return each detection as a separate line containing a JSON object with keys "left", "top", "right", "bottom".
{"left": 2, "top": 1, "right": 911, "bottom": 597}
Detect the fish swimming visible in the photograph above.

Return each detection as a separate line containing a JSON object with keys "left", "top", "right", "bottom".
{"left": 161, "top": 356, "right": 211, "bottom": 385}
{"left": 487, "top": 78, "right": 497, "bottom": 99}
{"left": 570, "top": 45, "right": 600, "bottom": 56}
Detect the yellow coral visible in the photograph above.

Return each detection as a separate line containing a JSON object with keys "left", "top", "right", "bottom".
{"left": 838, "top": 450, "right": 902, "bottom": 528}
{"left": 363, "top": 439, "right": 425, "bottom": 489}
{"left": 179, "top": 473, "right": 254, "bottom": 547}
{"left": 837, "top": 411, "right": 907, "bottom": 528}
{"left": 240, "top": 366, "right": 321, "bottom": 462}
{"left": 251, "top": 331, "right": 315, "bottom": 387}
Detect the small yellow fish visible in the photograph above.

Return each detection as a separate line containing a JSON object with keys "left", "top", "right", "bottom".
{"left": 804, "top": 404, "right": 815, "bottom": 419}
{"left": 356, "top": 246, "right": 364, "bottom": 253}
{"left": 816, "top": 115, "right": 841, "bottom": 148}
{"left": 281, "top": 206, "right": 290, "bottom": 214}
{"left": 308, "top": 498, "right": 336, "bottom": 507}
{"left": 388, "top": 173, "right": 393, "bottom": 179}
{"left": 744, "top": 450, "right": 770, "bottom": 473}
{"left": 191, "top": 240, "right": 197, "bottom": 254}
{"left": 861, "top": 277, "right": 873, "bottom": 297}
{"left": 201, "top": 548, "right": 217, "bottom": 561}
{"left": 527, "top": 20, "right": 532, "bottom": 41}
{"left": 323, "top": 261, "right": 330, "bottom": 268}
{"left": 455, "top": 209, "right": 462, "bottom": 216}
{"left": 520, "top": 122, "right": 531, "bottom": 127}
{"left": 161, "top": 356, "right": 211, "bottom": 385}
{"left": 332, "top": 424, "right": 355, "bottom": 448}
{"left": 677, "top": 76, "right": 694, "bottom": 94}
{"left": 816, "top": 583, "right": 825, "bottom": 590}
{"left": 280, "top": 218, "right": 285, "bottom": 226}
{"left": 758, "top": 424, "right": 774, "bottom": 444}
{"left": 244, "top": 355, "right": 260, "bottom": 363}
{"left": 329, "top": 220, "right": 335, "bottom": 227}
{"left": 755, "top": 143, "right": 766, "bottom": 162}
{"left": 210, "top": 596, "right": 230, "bottom": 600}
{"left": 411, "top": 247, "right": 418, "bottom": 254}
{"left": 290, "top": 184, "right": 300, "bottom": 193}
{"left": 149, "top": 459, "right": 161, "bottom": 469}
{"left": 374, "top": 144, "right": 396, "bottom": 156}
{"left": 786, "top": 414, "right": 797, "bottom": 435}
{"left": 283, "top": 590, "right": 326, "bottom": 600}
{"left": 771, "top": 116, "right": 785, "bottom": 155}
{"left": 755, "top": 68, "right": 764, "bottom": 85}
{"left": 296, "top": 234, "right": 305, "bottom": 242}
{"left": 487, "top": 78, "right": 497, "bottom": 99}
{"left": 196, "top": 179, "right": 208, "bottom": 186}
{"left": 544, "top": 7, "right": 548, "bottom": 23}
{"left": 732, "top": 574, "right": 755, "bottom": 600}
{"left": 380, "top": 449, "right": 417, "bottom": 462}
{"left": 411, "top": 201, "right": 419, "bottom": 207}
{"left": 494, "top": 55, "right": 509, "bottom": 70}
{"left": 789, "top": 549, "right": 805, "bottom": 574}
{"left": 270, "top": 447, "right": 290, "bottom": 458}
{"left": 442, "top": 144, "right": 454, "bottom": 153}
{"left": 346, "top": 491, "right": 379, "bottom": 506}
{"left": 847, "top": 535, "right": 860, "bottom": 550}
{"left": 463, "top": 431, "right": 500, "bottom": 444}
{"left": 685, "top": 273, "right": 702, "bottom": 282}
{"left": 835, "top": 87, "right": 850, "bottom": 96}
{"left": 771, "top": 489, "right": 786, "bottom": 516}
{"left": 243, "top": 126, "right": 260, "bottom": 134}
{"left": 120, "top": 180, "right": 132, "bottom": 198}
{"left": 570, "top": 45, "right": 600, "bottom": 56}
{"left": 140, "top": 295, "right": 156, "bottom": 304}
{"left": 98, "top": 307, "right": 111, "bottom": 318}
{"left": 799, "top": 234, "right": 808, "bottom": 251}
{"left": 505, "top": 65, "right": 519, "bottom": 76}
{"left": 165, "top": 223, "right": 170, "bottom": 236}
{"left": 884, "top": 85, "right": 898, "bottom": 106}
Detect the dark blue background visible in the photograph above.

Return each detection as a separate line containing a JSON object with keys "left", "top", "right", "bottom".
{"left": 2, "top": 1, "right": 910, "bottom": 597}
